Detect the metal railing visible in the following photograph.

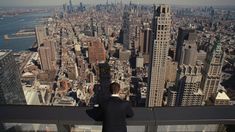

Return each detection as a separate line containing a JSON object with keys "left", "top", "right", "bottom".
{"left": 0, "top": 105, "right": 235, "bottom": 132}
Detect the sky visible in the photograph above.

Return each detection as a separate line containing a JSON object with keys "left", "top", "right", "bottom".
{"left": 0, "top": 0, "right": 235, "bottom": 7}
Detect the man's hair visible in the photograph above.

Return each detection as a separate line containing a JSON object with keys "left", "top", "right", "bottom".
{"left": 110, "top": 82, "right": 120, "bottom": 94}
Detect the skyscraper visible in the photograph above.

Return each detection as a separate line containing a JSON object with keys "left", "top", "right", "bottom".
{"left": 201, "top": 36, "right": 224, "bottom": 102}
{"left": 175, "top": 27, "right": 197, "bottom": 63}
{"left": 139, "top": 23, "right": 152, "bottom": 64}
{"left": 167, "top": 27, "right": 203, "bottom": 106}
{"left": 0, "top": 50, "right": 26, "bottom": 104}
{"left": 69, "top": 0, "right": 73, "bottom": 13}
{"left": 147, "top": 4, "right": 171, "bottom": 107}
{"left": 122, "top": 11, "right": 131, "bottom": 50}
{"left": 175, "top": 65, "right": 203, "bottom": 106}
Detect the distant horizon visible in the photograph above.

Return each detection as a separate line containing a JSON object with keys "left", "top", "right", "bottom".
{"left": 0, "top": 4, "right": 235, "bottom": 9}
{"left": 0, "top": 0, "right": 235, "bottom": 7}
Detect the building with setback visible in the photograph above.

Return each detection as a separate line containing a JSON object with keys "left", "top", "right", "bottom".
{"left": 167, "top": 26, "right": 203, "bottom": 106}
{"left": 175, "top": 27, "right": 197, "bottom": 63}
{"left": 0, "top": 50, "right": 26, "bottom": 104}
{"left": 201, "top": 36, "right": 225, "bottom": 102}
{"left": 147, "top": 4, "right": 171, "bottom": 107}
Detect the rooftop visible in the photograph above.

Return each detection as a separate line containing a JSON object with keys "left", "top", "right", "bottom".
{"left": 0, "top": 51, "right": 8, "bottom": 58}
{"left": 216, "top": 91, "right": 230, "bottom": 100}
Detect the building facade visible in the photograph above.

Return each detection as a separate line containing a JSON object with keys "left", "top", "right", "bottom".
{"left": 201, "top": 36, "right": 225, "bottom": 101}
{"left": 147, "top": 4, "right": 171, "bottom": 107}
{"left": 122, "top": 11, "right": 131, "bottom": 50}
{"left": 176, "top": 65, "right": 203, "bottom": 106}
{"left": 175, "top": 27, "right": 197, "bottom": 63}
{"left": 0, "top": 50, "right": 26, "bottom": 104}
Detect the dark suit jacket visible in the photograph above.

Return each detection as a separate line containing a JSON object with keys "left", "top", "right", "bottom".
{"left": 99, "top": 96, "right": 134, "bottom": 132}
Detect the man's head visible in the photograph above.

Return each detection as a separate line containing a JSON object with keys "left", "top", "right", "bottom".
{"left": 110, "top": 82, "right": 120, "bottom": 94}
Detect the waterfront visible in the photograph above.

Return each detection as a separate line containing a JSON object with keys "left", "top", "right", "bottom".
{"left": 0, "top": 12, "right": 52, "bottom": 51}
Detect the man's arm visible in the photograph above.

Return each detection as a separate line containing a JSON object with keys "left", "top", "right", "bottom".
{"left": 126, "top": 102, "right": 134, "bottom": 118}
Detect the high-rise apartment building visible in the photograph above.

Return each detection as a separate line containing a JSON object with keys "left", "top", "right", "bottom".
{"left": 201, "top": 36, "right": 224, "bottom": 101}
{"left": 147, "top": 4, "right": 171, "bottom": 107}
{"left": 0, "top": 50, "right": 26, "bottom": 104}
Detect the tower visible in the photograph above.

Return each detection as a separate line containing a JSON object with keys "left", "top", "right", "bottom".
{"left": 146, "top": 4, "right": 171, "bottom": 107}
{"left": 0, "top": 50, "right": 26, "bottom": 104}
{"left": 69, "top": 0, "right": 73, "bottom": 13}
{"left": 122, "top": 11, "right": 131, "bottom": 50}
{"left": 201, "top": 36, "right": 224, "bottom": 102}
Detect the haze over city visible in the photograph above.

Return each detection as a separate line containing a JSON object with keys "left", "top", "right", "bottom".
{"left": 0, "top": 0, "right": 235, "bottom": 131}
{"left": 0, "top": 0, "right": 235, "bottom": 7}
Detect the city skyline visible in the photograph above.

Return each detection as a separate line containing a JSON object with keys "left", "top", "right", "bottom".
{"left": 0, "top": 0, "right": 235, "bottom": 7}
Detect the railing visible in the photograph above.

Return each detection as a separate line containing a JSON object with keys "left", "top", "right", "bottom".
{"left": 0, "top": 105, "right": 235, "bottom": 132}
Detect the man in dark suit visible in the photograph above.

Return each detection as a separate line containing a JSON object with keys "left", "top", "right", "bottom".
{"left": 96, "top": 82, "right": 134, "bottom": 132}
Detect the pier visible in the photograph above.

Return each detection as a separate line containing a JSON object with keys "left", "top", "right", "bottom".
{"left": 4, "top": 34, "right": 35, "bottom": 40}
{"left": 4, "top": 28, "right": 35, "bottom": 40}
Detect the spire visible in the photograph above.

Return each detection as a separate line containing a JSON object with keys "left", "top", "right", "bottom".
{"left": 213, "top": 35, "right": 222, "bottom": 53}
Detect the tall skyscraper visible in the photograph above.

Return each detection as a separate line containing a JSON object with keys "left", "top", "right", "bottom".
{"left": 122, "top": 11, "right": 131, "bottom": 50}
{"left": 147, "top": 5, "right": 171, "bottom": 107}
{"left": 201, "top": 36, "right": 224, "bottom": 101}
{"left": 0, "top": 50, "right": 26, "bottom": 104}
{"left": 69, "top": 0, "right": 73, "bottom": 13}
{"left": 139, "top": 23, "right": 152, "bottom": 64}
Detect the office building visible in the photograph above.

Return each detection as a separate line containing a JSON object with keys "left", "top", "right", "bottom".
{"left": 175, "top": 27, "right": 197, "bottom": 63}
{"left": 0, "top": 50, "right": 26, "bottom": 104}
{"left": 176, "top": 65, "right": 203, "bottom": 106}
{"left": 201, "top": 36, "right": 225, "bottom": 101}
{"left": 147, "top": 4, "right": 171, "bottom": 107}
{"left": 168, "top": 28, "right": 203, "bottom": 106}
{"left": 139, "top": 24, "right": 152, "bottom": 64}
{"left": 122, "top": 11, "right": 131, "bottom": 50}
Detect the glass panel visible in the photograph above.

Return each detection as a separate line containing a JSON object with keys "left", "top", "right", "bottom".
{"left": 2, "top": 123, "right": 57, "bottom": 131}
{"left": 71, "top": 125, "right": 102, "bottom": 132}
{"left": 71, "top": 125, "right": 146, "bottom": 132}
{"left": 157, "top": 124, "right": 223, "bottom": 132}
